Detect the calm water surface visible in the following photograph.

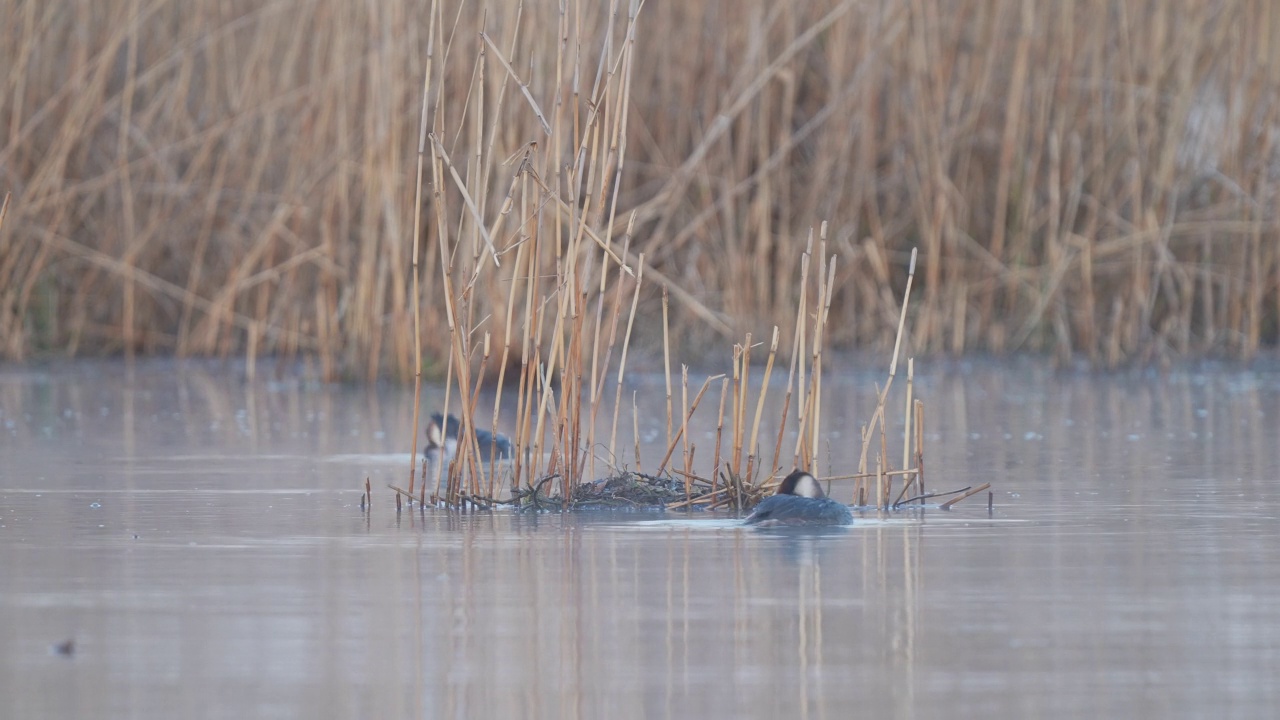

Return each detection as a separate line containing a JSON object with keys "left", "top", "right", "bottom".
{"left": 2, "top": 359, "right": 1278, "bottom": 718}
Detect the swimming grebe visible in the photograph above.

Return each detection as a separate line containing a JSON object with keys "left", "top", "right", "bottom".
{"left": 743, "top": 470, "right": 853, "bottom": 526}
{"left": 424, "top": 413, "right": 515, "bottom": 463}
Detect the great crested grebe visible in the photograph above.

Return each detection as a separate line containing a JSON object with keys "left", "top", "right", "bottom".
{"left": 424, "top": 413, "right": 515, "bottom": 463}
{"left": 743, "top": 470, "right": 853, "bottom": 526}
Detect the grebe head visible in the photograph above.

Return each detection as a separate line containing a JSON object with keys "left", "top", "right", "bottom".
{"left": 425, "top": 413, "right": 459, "bottom": 459}
{"left": 742, "top": 470, "right": 852, "bottom": 527}
{"left": 777, "top": 470, "right": 826, "bottom": 499}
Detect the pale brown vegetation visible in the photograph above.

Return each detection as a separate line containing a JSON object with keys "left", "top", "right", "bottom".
{"left": 2, "top": 0, "right": 1278, "bottom": 380}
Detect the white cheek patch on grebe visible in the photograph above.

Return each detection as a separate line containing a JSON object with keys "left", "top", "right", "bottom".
{"left": 785, "top": 472, "right": 827, "bottom": 499}
{"left": 743, "top": 470, "right": 853, "bottom": 527}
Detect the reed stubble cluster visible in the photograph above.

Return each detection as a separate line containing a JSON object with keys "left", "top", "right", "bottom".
{"left": 2, "top": 0, "right": 1279, "bottom": 375}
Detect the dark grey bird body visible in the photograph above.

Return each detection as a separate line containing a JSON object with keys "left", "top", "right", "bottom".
{"left": 743, "top": 470, "right": 853, "bottom": 527}
{"left": 424, "top": 412, "right": 515, "bottom": 463}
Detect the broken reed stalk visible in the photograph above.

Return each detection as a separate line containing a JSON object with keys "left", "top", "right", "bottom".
{"left": 940, "top": 483, "right": 992, "bottom": 510}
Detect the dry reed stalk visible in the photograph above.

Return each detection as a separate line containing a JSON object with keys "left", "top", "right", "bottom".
{"left": 471, "top": 333, "right": 495, "bottom": 495}
{"left": 488, "top": 155, "right": 538, "bottom": 493}
{"left": 807, "top": 248, "right": 836, "bottom": 475}
{"left": 586, "top": 244, "right": 611, "bottom": 482}
{"left": 654, "top": 375, "right": 718, "bottom": 476}
{"left": 730, "top": 344, "right": 743, "bottom": 477}
{"left": 663, "top": 288, "right": 673, "bottom": 449}
{"left": 431, "top": 328, "right": 456, "bottom": 506}
{"left": 901, "top": 358, "right": 914, "bottom": 494}
{"left": 609, "top": 254, "right": 645, "bottom": 463}
{"left": 827, "top": 468, "right": 917, "bottom": 483}
{"left": 856, "top": 248, "right": 918, "bottom": 475}
{"left": 875, "top": 453, "right": 883, "bottom": 514}
{"left": 632, "top": 394, "right": 641, "bottom": 471}
{"left": 681, "top": 365, "right": 691, "bottom": 501}
{"left": 788, "top": 240, "right": 836, "bottom": 475}
{"left": 770, "top": 241, "right": 810, "bottom": 480}
{"left": 854, "top": 421, "right": 868, "bottom": 502}
{"left": 712, "top": 377, "right": 729, "bottom": 495}
{"left": 588, "top": 225, "right": 633, "bottom": 475}
{"left": 790, "top": 368, "right": 813, "bottom": 471}
{"left": 512, "top": 170, "right": 538, "bottom": 489}
{"left": 914, "top": 398, "right": 925, "bottom": 501}
{"left": 878, "top": 405, "right": 890, "bottom": 509}
{"left": 681, "top": 365, "right": 692, "bottom": 484}
{"left": 792, "top": 232, "right": 812, "bottom": 467}
{"left": 525, "top": 298, "right": 551, "bottom": 485}
{"left": 941, "top": 483, "right": 992, "bottom": 511}
{"left": 735, "top": 334, "right": 751, "bottom": 478}
{"left": 744, "top": 326, "right": 779, "bottom": 483}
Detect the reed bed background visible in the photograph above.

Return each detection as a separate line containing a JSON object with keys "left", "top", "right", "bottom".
{"left": 2, "top": 0, "right": 1279, "bottom": 378}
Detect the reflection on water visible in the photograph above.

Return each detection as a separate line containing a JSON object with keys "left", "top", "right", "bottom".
{"left": 2, "top": 358, "right": 1279, "bottom": 718}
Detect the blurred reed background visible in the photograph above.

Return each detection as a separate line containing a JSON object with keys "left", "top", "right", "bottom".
{"left": 2, "top": 0, "right": 1278, "bottom": 380}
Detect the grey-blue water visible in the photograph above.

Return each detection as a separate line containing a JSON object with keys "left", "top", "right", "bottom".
{"left": 2, "top": 359, "right": 1278, "bottom": 718}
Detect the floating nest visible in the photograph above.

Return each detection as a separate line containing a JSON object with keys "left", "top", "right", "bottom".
{"left": 572, "top": 472, "right": 685, "bottom": 508}
{"left": 385, "top": 470, "right": 989, "bottom": 513}
{"left": 498, "top": 470, "right": 760, "bottom": 511}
